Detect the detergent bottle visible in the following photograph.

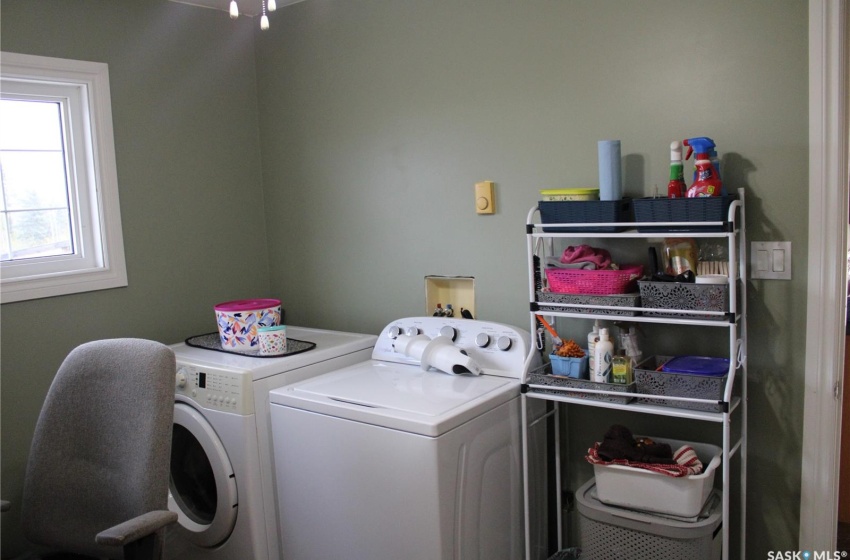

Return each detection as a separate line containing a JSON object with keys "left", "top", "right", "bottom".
{"left": 667, "top": 141, "right": 686, "bottom": 198}
{"left": 683, "top": 137, "right": 722, "bottom": 197}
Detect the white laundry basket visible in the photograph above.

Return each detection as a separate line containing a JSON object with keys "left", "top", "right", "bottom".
{"left": 591, "top": 436, "right": 721, "bottom": 518}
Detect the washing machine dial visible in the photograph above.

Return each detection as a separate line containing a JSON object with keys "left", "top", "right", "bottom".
{"left": 439, "top": 326, "right": 457, "bottom": 341}
{"left": 175, "top": 367, "right": 188, "bottom": 389}
{"left": 496, "top": 336, "right": 513, "bottom": 351}
{"left": 388, "top": 326, "right": 403, "bottom": 339}
{"left": 475, "top": 333, "right": 491, "bottom": 348}
{"left": 405, "top": 326, "right": 420, "bottom": 337}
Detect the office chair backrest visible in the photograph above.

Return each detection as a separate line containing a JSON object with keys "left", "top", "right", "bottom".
{"left": 21, "top": 338, "right": 176, "bottom": 558}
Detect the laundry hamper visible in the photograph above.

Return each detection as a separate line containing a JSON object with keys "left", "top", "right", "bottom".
{"left": 576, "top": 478, "right": 722, "bottom": 560}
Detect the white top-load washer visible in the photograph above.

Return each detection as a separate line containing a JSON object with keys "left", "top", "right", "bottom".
{"left": 165, "top": 326, "right": 377, "bottom": 560}
{"left": 268, "top": 316, "right": 544, "bottom": 560}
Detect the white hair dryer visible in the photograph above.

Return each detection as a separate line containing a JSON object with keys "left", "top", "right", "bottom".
{"left": 392, "top": 334, "right": 482, "bottom": 376}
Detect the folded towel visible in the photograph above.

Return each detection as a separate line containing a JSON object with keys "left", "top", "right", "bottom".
{"left": 560, "top": 244, "right": 612, "bottom": 269}
{"left": 544, "top": 256, "right": 596, "bottom": 270}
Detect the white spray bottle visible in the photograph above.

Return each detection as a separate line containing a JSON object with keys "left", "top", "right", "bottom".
{"left": 588, "top": 320, "right": 600, "bottom": 374}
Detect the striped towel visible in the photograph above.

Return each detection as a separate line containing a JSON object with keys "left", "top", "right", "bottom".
{"left": 585, "top": 442, "right": 704, "bottom": 477}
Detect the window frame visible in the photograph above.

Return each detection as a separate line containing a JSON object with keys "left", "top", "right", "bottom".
{"left": 0, "top": 52, "right": 127, "bottom": 303}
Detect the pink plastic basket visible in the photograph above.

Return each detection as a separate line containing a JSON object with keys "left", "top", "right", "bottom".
{"left": 545, "top": 265, "right": 644, "bottom": 295}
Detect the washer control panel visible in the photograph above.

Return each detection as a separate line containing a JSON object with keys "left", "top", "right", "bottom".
{"left": 174, "top": 362, "right": 254, "bottom": 415}
{"left": 372, "top": 316, "right": 535, "bottom": 378}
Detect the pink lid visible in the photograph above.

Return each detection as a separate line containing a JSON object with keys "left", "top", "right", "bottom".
{"left": 214, "top": 298, "right": 281, "bottom": 312}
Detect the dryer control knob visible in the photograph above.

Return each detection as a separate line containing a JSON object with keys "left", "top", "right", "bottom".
{"left": 496, "top": 336, "right": 512, "bottom": 351}
{"left": 475, "top": 333, "right": 491, "bottom": 348}
{"left": 439, "top": 326, "right": 457, "bottom": 341}
{"left": 388, "top": 326, "right": 403, "bottom": 339}
{"left": 175, "top": 368, "right": 188, "bottom": 389}
{"left": 405, "top": 326, "right": 420, "bottom": 337}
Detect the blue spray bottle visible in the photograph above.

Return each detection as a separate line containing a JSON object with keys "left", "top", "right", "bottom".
{"left": 683, "top": 137, "right": 722, "bottom": 197}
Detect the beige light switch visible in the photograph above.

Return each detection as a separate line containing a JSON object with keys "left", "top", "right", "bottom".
{"left": 475, "top": 181, "right": 495, "bottom": 214}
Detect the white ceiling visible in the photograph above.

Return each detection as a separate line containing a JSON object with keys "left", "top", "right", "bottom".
{"left": 169, "top": 0, "right": 304, "bottom": 17}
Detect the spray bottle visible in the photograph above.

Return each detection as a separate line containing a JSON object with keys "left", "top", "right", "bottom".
{"left": 667, "top": 141, "right": 687, "bottom": 198}
{"left": 587, "top": 320, "right": 600, "bottom": 374}
{"left": 683, "top": 137, "right": 722, "bottom": 197}
{"left": 684, "top": 137, "right": 720, "bottom": 181}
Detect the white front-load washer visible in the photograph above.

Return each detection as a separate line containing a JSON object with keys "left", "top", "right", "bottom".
{"left": 164, "top": 325, "right": 377, "bottom": 560}
{"left": 268, "top": 317, "right": 546, "bottom": 560}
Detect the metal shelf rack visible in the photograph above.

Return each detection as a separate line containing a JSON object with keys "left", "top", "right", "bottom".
{"left": 521, "top": 188, "right": 747, "bottom": 560}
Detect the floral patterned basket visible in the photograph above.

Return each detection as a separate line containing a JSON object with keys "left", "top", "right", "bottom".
{"left": 637, "top": 281, "right": 728, "bottom": 319}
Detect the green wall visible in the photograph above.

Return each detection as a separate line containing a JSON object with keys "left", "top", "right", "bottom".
{"left": 1, "top": 1, "right": 271, "bottom": 556}
{"left": 255, "top": 1, "right": 808, "bottom": 557}
{"left": 2, "top": 0, "right": 810, "bottom": 558}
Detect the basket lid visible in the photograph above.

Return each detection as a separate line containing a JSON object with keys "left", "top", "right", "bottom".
{"left": 214, "top": 298, "right": 281, "bottom": 312}
{"left": 661, "top": 356, "right": 729, "bottom": 377}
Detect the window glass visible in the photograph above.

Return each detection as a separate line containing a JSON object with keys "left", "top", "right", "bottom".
{"left": 1, "top": 101, "right": 74, "bottom": 260}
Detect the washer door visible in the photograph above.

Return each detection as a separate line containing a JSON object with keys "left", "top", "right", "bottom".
{"left": 168, "top": 402, "right": 238, "bottom": 547}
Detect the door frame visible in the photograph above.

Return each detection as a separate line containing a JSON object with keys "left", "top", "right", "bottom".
{"left": 800, "top": 0, "right": 849, "bottom": 549}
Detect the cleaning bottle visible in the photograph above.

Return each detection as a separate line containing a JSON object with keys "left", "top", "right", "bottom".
{"left": 683, "top": 137, "right": 718, "bottom": 181}
{"left": 667, "top": 141, "right": 687, "bottom": 198}
{"left": 621, "top": 325, "right": 642, "bottom": 369}
{"left": 707, "top": 147, "right": 727, "bottom": 195}
{"left": 611, "top": 350, "right": 633, "bottom": 384}
{"left": 587, "top": 320, "right": 600, "bottom": 375}
{"left": 593, "top": 328, "right": 614, "bottom": 383}
{"left": 683, "top": 137, "right": 722, "bottom": 197}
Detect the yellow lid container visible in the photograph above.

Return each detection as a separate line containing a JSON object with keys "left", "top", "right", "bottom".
{"left": 540, "top": 188, "right": 600, "bottom": 201}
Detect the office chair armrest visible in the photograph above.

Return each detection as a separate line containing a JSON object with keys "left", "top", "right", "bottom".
{"left": 1, "top": 500, "right": 10, "bottom": 512}
{"left": 95, "top": 510, "right": 178, "bottom": 547}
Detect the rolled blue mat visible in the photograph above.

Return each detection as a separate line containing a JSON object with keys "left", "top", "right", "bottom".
{"left": 598, "top": 139, "right": 622, "bottom": 200}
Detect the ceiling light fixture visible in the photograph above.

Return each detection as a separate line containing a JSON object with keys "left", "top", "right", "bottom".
{"left": 229, "top": 0, "right": 276, "bottom": 30}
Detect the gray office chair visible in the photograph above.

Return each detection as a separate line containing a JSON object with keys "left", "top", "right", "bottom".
{"left": 20, "top": 338, "right": 178, "bottom": 560}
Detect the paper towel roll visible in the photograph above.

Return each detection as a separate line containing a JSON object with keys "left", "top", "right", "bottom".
{"left": 598, "top": 140, "right": 622, "bottom": 201}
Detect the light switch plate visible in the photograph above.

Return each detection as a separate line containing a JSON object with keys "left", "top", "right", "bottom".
{"left": 750, "top": 241, "right": 792, "bottom": 280}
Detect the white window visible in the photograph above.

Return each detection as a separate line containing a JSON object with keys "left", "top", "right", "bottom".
{"left": 0, "top": 52, "right": 127, "bottom": 303}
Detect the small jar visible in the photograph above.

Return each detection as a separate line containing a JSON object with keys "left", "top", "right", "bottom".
{"left": 258, "top": 325, "right": 287, "bottom": 356}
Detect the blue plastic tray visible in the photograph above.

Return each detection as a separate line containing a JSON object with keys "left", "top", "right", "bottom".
{"left": 660, "top": 356, "right": 729, "bottom": 377}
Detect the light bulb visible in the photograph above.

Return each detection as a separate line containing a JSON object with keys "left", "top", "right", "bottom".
{"left": 229, "top": 0, "right": 239, "bottom": 19}
{"left": 260, "top": 14, "right": 269, "bottom": 30}
{"left": 268, "top": 0, "right": 277, "bottom": 11}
